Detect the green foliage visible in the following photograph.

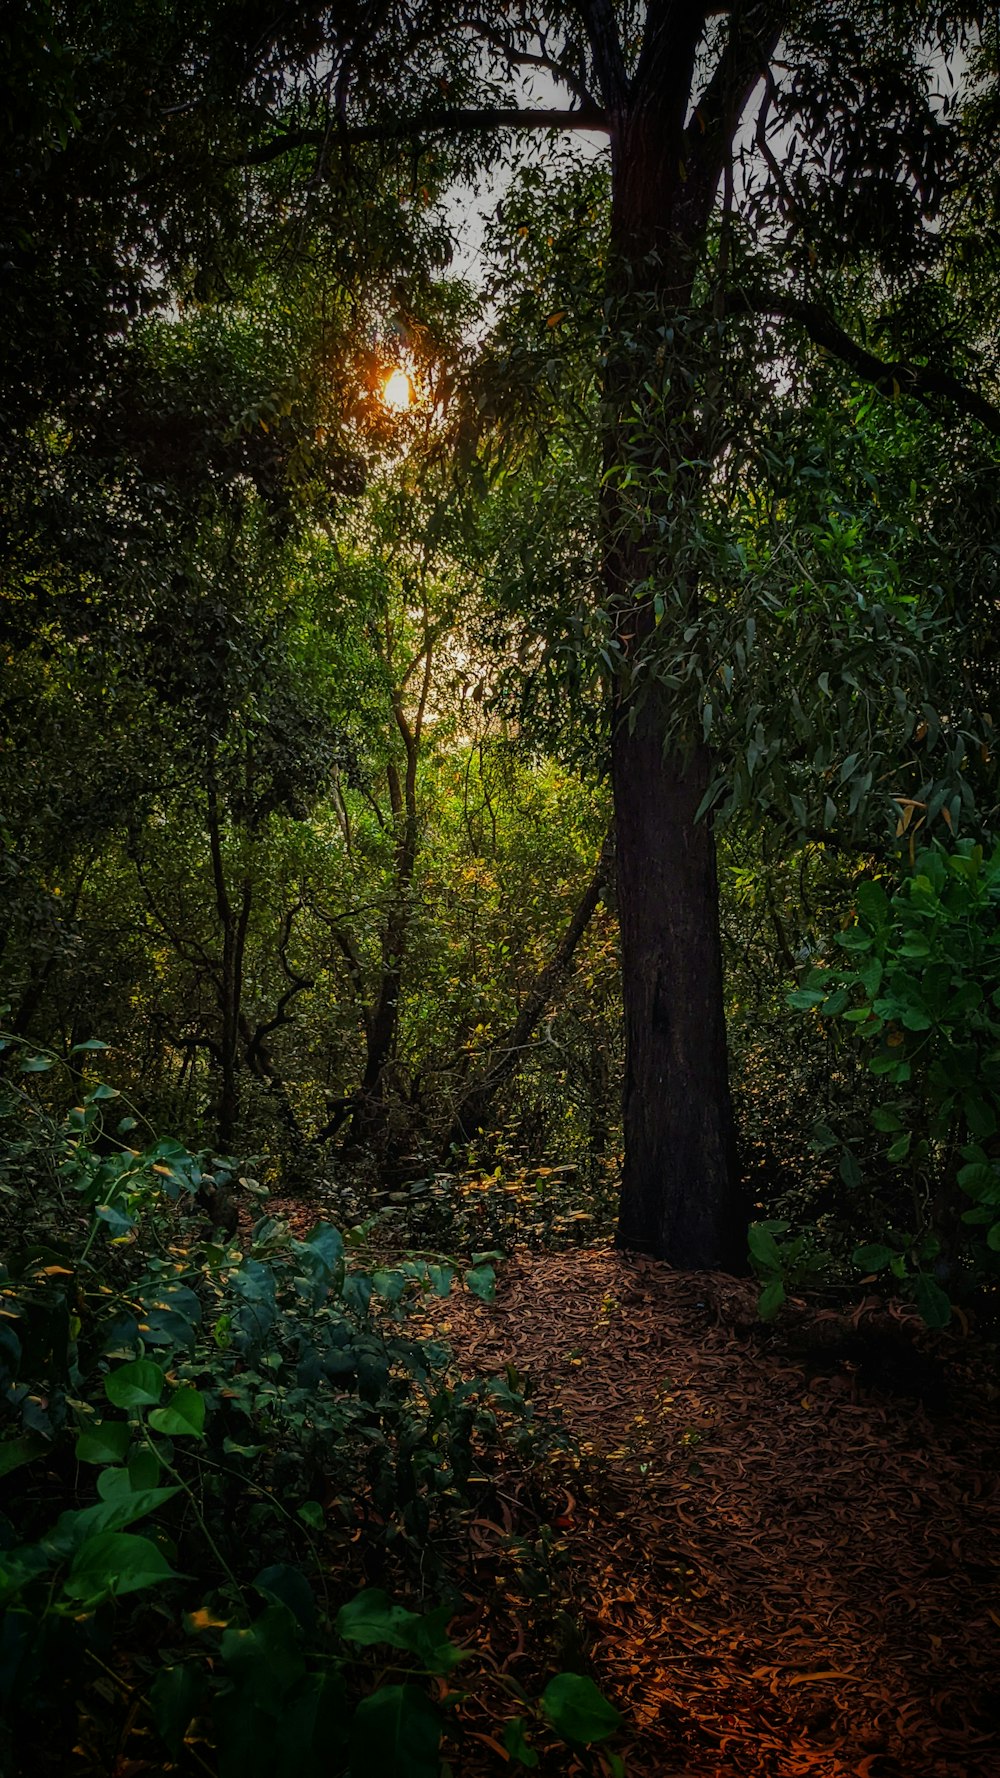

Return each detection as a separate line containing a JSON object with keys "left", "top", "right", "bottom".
{"left": 790, "top": 840, "right": 1000, "bottom": 1319}
{"left": 747, "top": 1221, "right": 834, "bottom": 1322}
{"left": 0, "top": 1054, "right": 623, "bottom": 1773}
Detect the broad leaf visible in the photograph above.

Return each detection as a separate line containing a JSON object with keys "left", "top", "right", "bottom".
{"left": 541, "top": 1672, "right": 622, "bottom": 1744}
{"left": 63, "top": 1531, "right": 178, "bottom": 1601}
{"left": 349, "top": 1684, "right": 441, "bottom": 1778}
{"left": 149, "top": 1387, "right": 205, "bottom": 1437}
{"left": 105, "top": 1359, "right": 165, "bottom": 1409}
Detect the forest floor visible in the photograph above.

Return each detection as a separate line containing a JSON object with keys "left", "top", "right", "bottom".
{"left": 426, "top": 1246, "right": 1000, "bottom": 1778}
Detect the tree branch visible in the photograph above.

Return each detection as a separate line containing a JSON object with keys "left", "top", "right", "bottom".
{"left": 728, "top": 288, "right": 1000, "bottom": 436}
{"left": 571, "top": 0, "right": 630, "bottom": 112}
{"left": 235, "top": 104, "right": 609, "bottom": 167}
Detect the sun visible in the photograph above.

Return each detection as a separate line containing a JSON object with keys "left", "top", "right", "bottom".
{"left": 382, "top": 367, "right": 414, "bottom": 411}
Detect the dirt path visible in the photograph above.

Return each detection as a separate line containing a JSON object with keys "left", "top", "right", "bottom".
{"left": 440, "top": 1247, "right": 1000, "bottom": 1778}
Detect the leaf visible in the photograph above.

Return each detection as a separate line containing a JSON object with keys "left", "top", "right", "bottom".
{"left": 221, "top": 1604, "right": 306, "bottom": 1711}
{"left": 757, "top": 1278, "right": 785, "bottom": 1321}
{"left": 0, "top": 1433, "right": 46, "bottom": 1479}
{"left": 349, "top": 1684, "right": 441, "bottom": 1778}
{"left": 463, "top": 1263, "right": 496, "bottom": 1302}
{"left": 870, "top": 1107, "right": 904, "bottom": 1133}
{"left": 63, "top": 1531, "right": 178, "bottom": 1601}
{"left": 853, "top": 1244, "right": 894, "bottom": 1273}
{"left": 151, "top": 1663, "right": 205, "bottom": 1762}
{"left": 148, "top": 1387, "right": 205, "bottom": 1438}
{"left": 254, "top": 1563, "right": 316, "bottom": 1631}
{"left": 94, "top": 1204, "right": 135, "bottom": 1235}
{"left": 336, "top": 1590, "right": 464, "bottom": 1675}
{"left": 86, "top": 1083, "right": 120, "bottom": 1102}
{"left": 75, "top": 1420, "right": 131, "bottom": 1465}
{"left": 541, "top": 1673, "right": 622, "bottom": 1745}
{"left": 372, "top": 1268, "right": 407, "bottom": 1303}
{"left": 70, "top": 1038, "right": 110, "bottom": 1054}
{"left": 105, "top": 1359, "right": 165, "bottom": 1409}
{"left": 855, "top": 879, "right": 890, "bottom": 926}
{"left": 912, "top": 1273, "right": 951, "bottom": 1330}
{"left": 297, "top": 1500, "right": 324, "bottom": 1530}
{"left": 839, "top": 1148, "right": 862, "bottom": 1190}
{"left": 502, "top": 1717, "right": 539, "bottom": 1768}
{"left": 20, "top": 1056, "right": 55, "bottom": 1073}
{"left": 747, "top": 1225, "right": 782, "bottom": 1271}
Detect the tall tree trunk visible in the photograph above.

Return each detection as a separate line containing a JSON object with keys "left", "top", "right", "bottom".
{"left": 600, "top": 0, "right": 747, "bottom": 1268}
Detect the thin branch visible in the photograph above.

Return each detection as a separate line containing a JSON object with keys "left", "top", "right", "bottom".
{"left": 462, "top": 18, "right": 597, "bottom": 108}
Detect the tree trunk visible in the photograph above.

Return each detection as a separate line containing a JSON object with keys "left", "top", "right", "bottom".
{"left": 601, "top": 1, "right": 747, "bottom": 1268}
{"left": 612, "top": 714, "right": 744, "bottom": 1267}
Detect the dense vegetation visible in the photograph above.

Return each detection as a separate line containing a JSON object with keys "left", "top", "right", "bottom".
{"left": 2, "top": 1, "right": 1000, "bottom": 1772}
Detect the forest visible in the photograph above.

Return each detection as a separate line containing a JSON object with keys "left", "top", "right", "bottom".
{"left": 2, "top": 2, "right": 999, "bottom": 1774}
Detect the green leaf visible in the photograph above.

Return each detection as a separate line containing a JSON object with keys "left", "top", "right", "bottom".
{"left": 148, "top": 1387, "right": 205, "bottom": 1438}
{"left": 463, "top": 1264, "right": 496, "bottom": 1302}
{"left": 747, "top": 1225, "right": 782, "bottom": 1271}
{"left": 297, "top": 1500, "right": 324, "bottom": 1530}
{"left": 541, "top": 1673, "right": 622, "bottom": 1745}
{"left": 129, "top": 1444, "right": 161, "bottom": 1490}
{"left": 839, "top": 1148, "right": 862, "bottom": 1190}
{"left": 870, "top": 1107, "right": 904, "bottom": 1133}
{"left": 86, "top": 1083, "right": 120, "bottom": 1102}
{"left": 63, "top": 1531, "right": 178, "bottom": 1602}
{"left": 105, "top": 1359, "right": 165, "bottom": 1410}
{"left": 151, "top": 1663, "right": 205, "bottom": 1762}
{"left": 372, "top": 1268, "right": 407, "bottom": 1303}
{"left": 221, "top": 1604, "right": 306, "bottom": 1712}
{"left": 788, "top": 988, "right": 825, "bottom": 1010}
{"left": 75, "top": 1420, "right": 130, "bottom": 1465}
{"left": 426, "top": 1264, "right": 453, "bottom": 1297}
{"left": 0, "top": 1433, "right": 46, "bottom": 1479}
{"left": 855, "top": 879, "right": 890, "bottom": 926}
{"left": 502, "top": 1717, "right": 539, "bottom": 1768}
{"left": 336, "top": 1590, "right": 464, "bottom": 1675}
{"left": 20, "top": 1056, "right": 55, "bottom": 1073}
{"left": 349, "top": 1684, "right": 441, "bottom": 1778}
{"left": 987, "top": 1223, "right": 1000, "bottom": 1252}
{"left": 886, "top": 1132, "right": 912, "bottom": 1163}
{"left": 852, "top": 1244, "right": 894, "bottom": 1273}
{"left": 757, "top": 1278, "right": 785, "bottom": 1321}
{"left": 958, "top": 1162, "right": 999, "bottom": 1200}
{"left": 254, "top": 1564, "right": 316, "bottom": 1631}
{"left": 911, "top": 1274, "right": 951, "bottom": 1330}
{"left": 70, "top": 1038, "right": 110, "bottom": 1054}
{"left": 810, "top": 1121, "right": 838, "bottom": 1152}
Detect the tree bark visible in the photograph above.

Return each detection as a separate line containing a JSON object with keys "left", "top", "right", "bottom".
{"left": 599, "top": 0, "right": 747, "bottom": 1268}
{"left": 612, "top": 716, "right": 744, "bottom": 1266}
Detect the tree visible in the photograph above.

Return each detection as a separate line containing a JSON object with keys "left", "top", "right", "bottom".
{"left": 224, "top": 1, "right": 1000, "bottom": 1267}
